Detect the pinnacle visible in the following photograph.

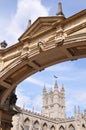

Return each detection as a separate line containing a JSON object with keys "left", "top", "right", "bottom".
{"left": 56, "top": 2, "right": 65, "bottom": 17}
{"left": 54, "top": 80, "right": 58, "bottom": 90}
{"left": 61, "top": 84, "right": 65, "bottom": 91}
{"left": 43, "top": 84, "right": 46, "bottom": 92}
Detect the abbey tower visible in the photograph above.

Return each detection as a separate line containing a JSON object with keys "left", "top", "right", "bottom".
{"left": 11, "top": 81, "right": 86, "bottom": 130}
{"left": 42, "top": 81, "right": 65, "bottom": 119}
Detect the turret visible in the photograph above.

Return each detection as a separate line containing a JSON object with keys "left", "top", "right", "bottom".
{"left": 54, "top": 80, "right": 59, "bottom": 104}
{"left": 61, "top": 84, "right": 65, "bottom": 93}
{"left": 54, "top": 80, "right": 58, "bottom": 92}
{"left": 78, "top": 106, "right": 81, "bottom": 118}
{"left": 60, "top": 84, "right": 66, "bottom": 118}
{"left": 43, "top": 85, "right": 46, "bottom": 95}
{"left": 42, "top": 85, "right": 46, "bottom": 107}
{"left": 74, "top": 105, "right": 77, "bottom": 117}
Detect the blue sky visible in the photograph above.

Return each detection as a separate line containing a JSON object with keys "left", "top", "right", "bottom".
{"left": 0, "top": 0, "right": 86, "bottom": 117}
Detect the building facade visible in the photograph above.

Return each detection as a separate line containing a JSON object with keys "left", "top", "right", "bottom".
{"left": 11, "top": 81, "right": 86, "bottom": 130}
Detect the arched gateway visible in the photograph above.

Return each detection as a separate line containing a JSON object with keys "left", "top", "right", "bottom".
{"left": 0, "top": 3, "right": 86, "bottom": 130}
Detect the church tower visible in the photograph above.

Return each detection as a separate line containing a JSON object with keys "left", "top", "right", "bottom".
{"left": 42, "top": 81, "right": 66, "bottom": 119}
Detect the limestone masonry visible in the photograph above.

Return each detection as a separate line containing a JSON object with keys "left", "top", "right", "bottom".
{"left": 11, "top": 81, "right": 86, "bottom": 130}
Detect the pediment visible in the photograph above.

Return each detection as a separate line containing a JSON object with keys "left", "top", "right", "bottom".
{"left": 19, "top": 16, "right": 64, "bottom": 41}
{"left": 19, "top": 9, "right": 86, "bottom": 42}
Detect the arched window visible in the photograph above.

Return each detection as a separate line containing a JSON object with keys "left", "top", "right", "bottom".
{"left": 82, "top": 124, "right": 85, "bottom": 130}
{"left": 51, "top": 125, "right": 55, "bottom": 130}
{"left": 59, "top": 126, "right": 65, "bottom": 130}
{"left": 43, "top": 123, "right": 47, "bottom": 130}
{"left": 24, "top": 118, "right": 30, "bottom": 130}
{"left": 69, "top": 124, "right": 75, "bottom": 130}
{"left": 34, "top": 120, "right": 39, "bottom": 130}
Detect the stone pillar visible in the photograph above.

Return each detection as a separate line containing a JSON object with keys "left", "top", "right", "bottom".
{"left": 0, "top": 109, "right": 13, "bottom": 130}
{"left": 0, "top": 111, "right": 2, "bottom": 130}
{"left": 0, "top": 90, "right": 18, "bottom": 130}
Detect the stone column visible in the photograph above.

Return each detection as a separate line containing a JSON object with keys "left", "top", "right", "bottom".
{"left": 0, "top": 108, "right": 15, "bottom": 130}
{"left": 0, "top": 90, "right": 18, "bottom": 130}
{"left": 0, "top": 111, "right": 2, "bottom": 130}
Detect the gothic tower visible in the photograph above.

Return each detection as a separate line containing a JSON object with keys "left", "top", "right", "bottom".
{"left": 42, "top": 81, "right": 66, "bottom": 119}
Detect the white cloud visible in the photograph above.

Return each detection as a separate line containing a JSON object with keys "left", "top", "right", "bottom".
{"left": 26, "top": 77, "right": 44, "bottom": 87}
{"left": 66, "top": 89, "right": 86, "bottom": 117}
{"left": 32, "top": 95, "right": 42, "bottom": 113}
{"left": 46, "top": 63, "right": 72, "bottom": 72}
{"left": 16, "top": 87, "right": 42, "bottom": 112}
{"left": 0, "top": 0, "right": 49, "bottom": 46}
{"left": 16, "top": 87, "right": 32, "bottom": 108}
{"left": 26, "top": 77, "right": 52, "bottom": 88}
{"left": 73, "top": 90, "right": 86, "bottom": 106}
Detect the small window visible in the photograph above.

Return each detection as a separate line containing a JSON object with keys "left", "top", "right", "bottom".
{"left": 69, "top": 125, "right": 75, "bottom": 130}
{"left": 59, "top": 126, "right": 65, "bottom": 130}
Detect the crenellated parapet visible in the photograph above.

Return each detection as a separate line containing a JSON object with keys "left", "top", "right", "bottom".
{"left": 12, "top": 106, "right": 86, "bottom": 130}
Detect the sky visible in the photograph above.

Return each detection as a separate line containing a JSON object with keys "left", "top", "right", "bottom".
{"left": 0, "top": 0, "right": 86, "bottom": 117}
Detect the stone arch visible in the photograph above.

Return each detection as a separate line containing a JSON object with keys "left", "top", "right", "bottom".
{"left": 59, "top": 125, "right": 65, "bottom": 130}
{"left": 24, "top": 117, "right": 30, "bottom": 130}
{"left": 82, "top": 124, "right": 85, "bottom": 129}
{"left": 43, "top": 123, "right": 48, "bottom": 130}
{"left": 51, "top": 125, "right": 55, "bottom": 130}
{"left": 69, "top": 124, "right": 75, "bottom": 130}
{"left": 24, "top": 117, "right": 30, "bottom": 122}
{"left": 33, "top": 120, "right": 39, "bottom": 130}
{"left": 1, "top": 33, "right": 86, "bottom": 105}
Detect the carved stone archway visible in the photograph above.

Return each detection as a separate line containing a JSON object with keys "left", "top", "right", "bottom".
{"left": 0, "top": 3, "right": 86, "bottom": 130}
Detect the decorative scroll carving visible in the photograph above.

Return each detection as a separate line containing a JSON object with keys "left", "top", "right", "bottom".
{"left": 38, "top": 39, "right": 46, "bottom": 52}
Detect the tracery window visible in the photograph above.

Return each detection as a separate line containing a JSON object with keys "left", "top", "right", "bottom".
{"left": 69, "top": 124, "right": 75, "bottom": 130}
{"left": 43, "top": 123, "right": 47, "bottom": 130}
{"left": 59, "top": 126, "right": 65, "bottom": 130}
{"left": 24, "top": 118, "right": 30, "bottom": 130}
{"left": 34, "top": 120, "right": 39, "bottom": 130}
{"left": 82, "top": 124, "right": 85, "bottom": 130}
{"left": 51, "top": 125, "right": 55, "bottom": 130}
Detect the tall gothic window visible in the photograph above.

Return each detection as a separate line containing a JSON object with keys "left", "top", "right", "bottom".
{"left": 34, "top": 120, "right": 39, "bottom": 130}
{"left": 43, "top": 123, "right": 47, "bottom": 130}
{"left": 69, "top": 124, "right": 75, "bottom": 130}
{"left": 24, "top": 118, "right": 30, "bottom": 130}
{"left": 51, "top": 125, "right": 55, "bottom": 130}
{"left": 59, "top": 126, "right": 65, "bottom": 130}
{"left": 82, "top": 124, "right": 85, "bottom": 130}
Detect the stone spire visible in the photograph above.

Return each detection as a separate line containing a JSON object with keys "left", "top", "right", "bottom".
{"left": 32, "top": 106, "right": 34, "bottom": 112}
{"left": 61, "top": 84, "right": 65, "bottom": 92}
{"left": 74, "top": 105, "right": 76, "bottom": 117}
{"left": 78, "top": 106, "right": 80, "bottom": 115}
{"left": 43, "top": 85, "right": 46, "bottom": 94}
{"left": 54, "top": 80, "right": 58, "bottom": 91}
{"left": 60, "top": 84, "right": 65, "bottom": 97}
{"left": 56, "top": 2, "right": 65, "bottom": 17}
